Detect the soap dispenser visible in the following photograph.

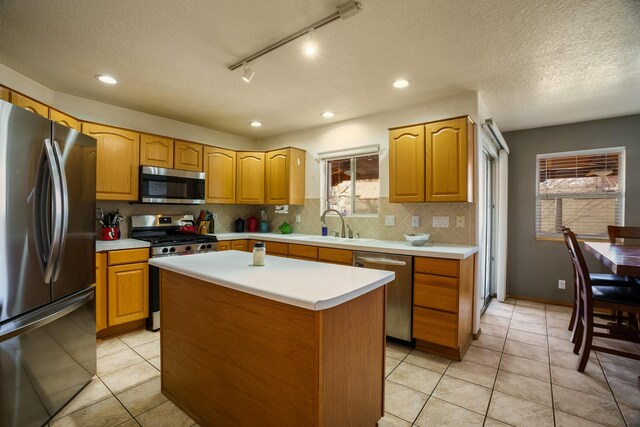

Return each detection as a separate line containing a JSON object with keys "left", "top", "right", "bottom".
{"left": 321, "top": 221, "right": 328, "bottom": 236}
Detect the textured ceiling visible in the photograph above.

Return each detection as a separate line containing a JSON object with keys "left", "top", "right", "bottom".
{"left": 0, "top": 0, "right": 638, "bottom": 138}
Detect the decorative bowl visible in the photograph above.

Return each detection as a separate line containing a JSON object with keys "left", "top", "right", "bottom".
{"left": 404, "top": 233, "right": 430, "bottom": 246}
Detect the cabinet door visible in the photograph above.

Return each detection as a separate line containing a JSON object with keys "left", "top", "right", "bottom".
{"left": 217, "top": 241, "right": 231, "bottom": 251}
{"left": 10, "top": 92, "right": 49, "bottom": 118}
{"left": 425, "top": 117, "right": 473, "bottom": 202}
{"left": 237, "top": 152, "right": 265, "bottom": 204}
{"left": 174, "top": 140, "right": 203, "bottom": 171}
{"left": 140, "top": 134, "right": 174, "bottom": 168}
{"left": 231, "top": 240, "right": 248, "bottom": 251}
{"left": 0, "top": 86, "right": 9, "bottom": 102}
{"left": 95, "top": 253, "right": 108, "bottom": 332}
{"left": 50, "top": 109, "right": 80, "bottom": 131}
{"left": 413, "top": 306, "right": 458, "bottom": 348}
{"left": 265, "top": 149, "right": 289, "bottom": 205}
{"left": 107, "top": 262, "right": 149, "bottom": 326}
{"left": 389, "top": 125, "right": 425, "bottom": 203}
{"left": 204, "top": 147, "right": 236, "bottom": 204}
{"left": 83, "top": 123, "right": 140, "bottom": 201}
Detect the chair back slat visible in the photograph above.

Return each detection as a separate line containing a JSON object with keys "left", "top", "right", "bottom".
{"left": 562, "top": 228, "right": 593, "bottom": 310}
{"left": 608, "top": 226, "right": 640, "bottom": 244}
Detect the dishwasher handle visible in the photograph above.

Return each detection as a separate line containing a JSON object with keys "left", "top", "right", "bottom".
{"left": 355, "top": 256, "right": 407, "bottom": 267}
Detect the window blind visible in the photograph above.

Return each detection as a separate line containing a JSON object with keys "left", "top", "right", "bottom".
{"left": 535, "top": 147, "right": 625, "bottom": 239}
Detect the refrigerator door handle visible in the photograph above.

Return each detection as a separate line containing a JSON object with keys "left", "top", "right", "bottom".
{"left": 0, "top": 287, "right": 94, "bottom": 343}
{"left": 42, "top": 138, "right": 64, "bottom": 283}
{"left": 52, "top": 139, "right": 69, "bottom": 281}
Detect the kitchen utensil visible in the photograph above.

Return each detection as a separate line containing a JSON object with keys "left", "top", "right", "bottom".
{"left": 180, "top": 219, "right": 197, "bottom": 235}
{"left": 404, "top": 233, "right": 430, "bottom": 246}
{"left": 247, "top": 215, "right": 258, "bottom": 232}
{"left": 234, "top": 217, "right": 245, "bottom": 233}
{"left": 279, "top": 222, "right": 292, "bottom": 234}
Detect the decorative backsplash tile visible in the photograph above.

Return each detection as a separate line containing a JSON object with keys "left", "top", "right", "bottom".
{"left": 99, "top": 198, "right": 476, "bottom": 246}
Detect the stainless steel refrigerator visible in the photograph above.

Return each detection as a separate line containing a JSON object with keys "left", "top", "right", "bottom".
{"left": 0, "top": 99, "right": 97, "bottom": 426}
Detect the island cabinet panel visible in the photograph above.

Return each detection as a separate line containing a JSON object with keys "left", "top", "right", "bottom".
{"left": 412, "top": 254, "right": 475, "bottom": 360}
{"left": 107, "top": 262, "right": 149, "bottom": 326}
{"left": 318, "top": 247, "right": 352, "bottom": 265}
{"left": 140, "top": 134, "right": 174, "bottom": 168}
{"left": 50, "top": 109, "right": 81, "bottom": 131}
{"left": 389, "top": 125, "right": 425, "bottom": 203}
{"left": 160, "top": 270, "right": 384, "bottom": 427}
{"left": 10, "top": 91, "right": 49, "bottom": 118}
{"left": 83, "top": 123, "right": 140, "bottom": 201}
{"left": 265, "top": 148, "right": 306, "bottom": 205}
{"left": 95, "top": 253, "right": 108, "bottom": 332}
{"left": 288, "top": 244, "right": 317, "bottom": 261}
{"left": 174, "top": 140, "right": 203, "bottom": 171}
{"left": 236, "top": 152, "right": 265, "bottom": 204}
{"left": 203, "top": 147, "right": 236, "bottom": 204}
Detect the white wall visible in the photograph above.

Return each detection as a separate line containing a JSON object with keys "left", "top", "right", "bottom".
{"left": 258, "top": 92, "right": 480, "bottom": 199}
{"left": 0, "top": 63, "right": 254, "bottom": 150}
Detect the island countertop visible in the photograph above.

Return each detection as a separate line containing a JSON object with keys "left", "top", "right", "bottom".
{"left": 148, "top": 250, "right": 395, "bottom": 311}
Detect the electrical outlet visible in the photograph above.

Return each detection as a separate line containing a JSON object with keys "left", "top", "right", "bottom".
{"left": 456, "top": 216, "right": 465, "bottom": 228}
{"left": 384, "top": 215, "right": 395, "bottom": 226}
{"left": 212, "top": 213, "right": 217, "bottom": 221}
{"left": 295, "top": 214, "right": 301, "bottom": 223}
{"left": 432, "top": 216, "right": 449, "bottom": 228}
{"left": 558, "top": 280, "right": 566, "bottom": 290}
{"left": 411, "top": 215, "right": 420, "bottom": 227}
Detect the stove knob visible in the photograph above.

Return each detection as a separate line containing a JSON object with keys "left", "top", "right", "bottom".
{"left": 185, "top": 246, "right": 191, "bottom": 251}
{"left": 169, "top": 247, "right": 176, "bottom": 253}
{"left": 207, "top": 244, "right": 212, "bottom": 249}
{"left": 162, "top": 248, "right": 169, "bottom": 253}
{"left": 200, "top": 244, "right": 206, "bottom": 250}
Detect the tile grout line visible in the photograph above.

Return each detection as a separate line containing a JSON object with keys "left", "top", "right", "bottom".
{"left": 482, "top": 306, "right": 512, "bottom": 426}
{"left": 594, "top": 351, "right": 630, "bottom": 427}
{"left": 544, "top": 307, "right": 557, "bottom": 427}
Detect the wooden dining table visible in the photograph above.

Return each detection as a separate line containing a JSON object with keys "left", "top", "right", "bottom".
{"left": 584, "top": 242, "right": 640, "bottom": 278}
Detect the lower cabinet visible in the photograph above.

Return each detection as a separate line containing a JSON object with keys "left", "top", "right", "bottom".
{"left": 217, "top": 241, "right": 231, "bottom": 251}
{"left": 96, "top": 248, "right": 149, "bottom": 333}
{"left": 231, "top": 240, "right": 248, "bottom": 251}
{"left": 318, "top": 247, "right": 353, "bottom": 265}
{"left": 288, "top": 244, "right": 318, "bottom": 261}
{"left": 412, "top": 255, "right": 475, "bottom": 360}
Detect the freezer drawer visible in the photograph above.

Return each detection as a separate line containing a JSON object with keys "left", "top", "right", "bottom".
{"left": 0, "top": 288, "right": 96, "bottom": 426}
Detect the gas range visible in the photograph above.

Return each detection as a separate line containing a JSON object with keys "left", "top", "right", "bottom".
{"left": 131, "top": 214, "right": 218, "bottom": 257}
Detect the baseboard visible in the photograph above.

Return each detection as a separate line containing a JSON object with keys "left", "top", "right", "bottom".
{"left": 507, "top": 294, "right": 572, "bottom": 307}
{"left": 97, "top": 319, "right": 146, "bottom": 339}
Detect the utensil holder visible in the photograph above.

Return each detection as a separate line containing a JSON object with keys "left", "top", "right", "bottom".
{"left": 101, "top": 226, "right": 119, "bottom": 241}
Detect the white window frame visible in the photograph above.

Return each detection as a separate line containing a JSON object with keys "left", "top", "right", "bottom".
{"left": 535, "top": 147, "right": 626, "bottom": 239}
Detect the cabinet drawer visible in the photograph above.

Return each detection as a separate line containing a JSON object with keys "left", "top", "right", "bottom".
{"left": 318, "top": 247, "right": 352, "bottom": 265}
{"left": 288, "top": 244, "right": 318, "bottom": 260}
{"left": 231, "top": 240, "right": 248, "bottom": 251}
{"left": 108, "top": 248, "right": 149, "bottom": 266}
{"left": 265, "top": 241, "right": 289, "bottom": 256}
{"left": 414, "top": 273, "right": 459, "bottom": 313}
{"left": 217, "top": 241, "right": 231, "bottom": 251}
{"left": 413, "top": 306, "right": 458, "bottom": 348}
{"left": 414, "top": 257, "right": 459, "bottom": 277}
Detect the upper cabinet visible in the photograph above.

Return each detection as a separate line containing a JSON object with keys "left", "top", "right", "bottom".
{"left": 389, "top": 125, "right": 425, "bottom": 203}
{"left": 10, "top": 92, "right": 49, "bottom": 118}
{"left": 140, "top": 134, "right": 174, "bottom": 168}
{"left": 265, "top": 148, "right": 306, "bottom": 205}
{"left": 50, "top": 109, "right": 80, "bottom": 131}
{"left": 204, "top": 146, "right": 236, "bottom": 204}
{"left": 83, "top": 123, "right": 140, "bottom": 201}
{"left": 0, "top": 86, "right": 9, "bottom": 102}
{"left": 174, "top": 140, "right": 203, "bottom": 171}
{"left": 236, "top": 152, "right": 265, "bottom": 204}
{"left": 389, "top": 116, "right": 474, "bottom": 203}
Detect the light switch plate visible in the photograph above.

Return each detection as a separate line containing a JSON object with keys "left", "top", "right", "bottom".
{"left": 385, "top": 215, "right": 395, "bottom": 226}
{"left": 456, "top": 216, "right": 465, "bottom": 228}
{"left": 432, "top": 216, "right": 449, "bottom": 228}
{"left": 411, "top": 215, "right": 420, "bottom": 227}
{"left": 212, "top": 213, "right": 218, "bottom": 221}
{"left": 295, "top": 214, "right": 301, "bottom": 223}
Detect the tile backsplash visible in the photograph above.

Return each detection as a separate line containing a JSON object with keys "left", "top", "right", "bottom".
{"left": 98, "top": 198, "right": 476, "bottom": 246}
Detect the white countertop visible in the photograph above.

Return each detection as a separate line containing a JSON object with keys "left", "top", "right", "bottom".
{"left": 213, "top": 232, "right": 477, "bottom": 259}
{"left": 149, "top": 250, "right": 395, "bottom": 311}
{"left": 96, "top": 238, "right": 150, "bottom": 252}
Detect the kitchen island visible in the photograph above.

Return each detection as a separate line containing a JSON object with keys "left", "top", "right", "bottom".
{"left": 149, "top": 250, "right": 394, "bottom": 427}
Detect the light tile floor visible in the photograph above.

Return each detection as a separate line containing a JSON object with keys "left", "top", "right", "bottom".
{"left": 53, "top": 299, "right": 640, "bottom": 426}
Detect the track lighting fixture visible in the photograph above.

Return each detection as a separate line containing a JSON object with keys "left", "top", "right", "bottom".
{"left": 242, "top": 62, "right": 255, "bottom": 83}
{"left": 304, "top": 29, "right": 317, "bottom": 57}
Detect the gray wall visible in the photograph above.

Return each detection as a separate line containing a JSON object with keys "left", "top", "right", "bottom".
{"left": 504, "top": 114, "right": 640, "bottom": 303}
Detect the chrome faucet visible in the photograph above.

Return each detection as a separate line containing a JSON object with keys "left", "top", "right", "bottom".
{"left": 320, "top": 208, "right": 346, "bottom": 238}
{"left": 347, "top": 224, "right": 353, "bottom": 239}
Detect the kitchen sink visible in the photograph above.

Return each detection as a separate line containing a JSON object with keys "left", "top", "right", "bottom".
{"left": 299, "top": 235, "right": 373, "bottom": 244}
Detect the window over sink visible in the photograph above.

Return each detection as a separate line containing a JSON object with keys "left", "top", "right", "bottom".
{"left": 324, "top": 153, "right": 379, "bottom": 216}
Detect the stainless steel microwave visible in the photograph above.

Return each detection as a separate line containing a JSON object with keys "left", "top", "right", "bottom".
{"left": 139, "top": 166, "right": 205, "bottom": 204}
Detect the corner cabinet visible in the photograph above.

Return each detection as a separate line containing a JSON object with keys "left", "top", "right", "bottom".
{"left": 10, "top": 92, "right": 49, "bottom": 118}
{"left": 140, "top": 134, "right": 174, "bottom": 168}
{"left": 412, "top": 255, "right": 475, "bottom": 360}
{"left": 82, "top": 123, "right": 140, "bottom": 201}
{"left": 236, "top": 152, "right": 265, "bottom": 204}
{"left": 265, "top": 148, "right": 306, "bottom": 205}
{"left": 174, "top": 140, "right": 203, "bottom": 171}
{"left": 389, "top": 116, "right": 474, "bottom": 203}
{"left": 204, "top": 147, "right": 236, "bottom": 204}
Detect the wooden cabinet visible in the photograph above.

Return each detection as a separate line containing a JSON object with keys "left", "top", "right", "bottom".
{"left": 389, "top": 116, "right": 474, "bottom": 203}
{"left": 425, "top": 117, "right": 474, "bottom": 202}
{"left": 1, "top": 86, "right": 10, "bottom": 102}
{"left": 237, "top": 152, "right": 265, "bottom": 204}
{"left": 10, "top": 92, "right": 49, "bottom": 118}
{"left": 174, "top": 140, "right": 203, "bottom": 171}
{"left": 288, "top": 244, "right": 318, "bottom": 261}
{"left": 265, "top": 148, "right": 306, "bottom": 205}
{"left": 140, "top": 134, "right": 174, "bottom": 168}
{"left": 95, "top": 253, "right": 108, "bottom": 332}
{"left": 217, "top": 241, "right": 231, "bottom": 251}
{"left": 50, "top": 109, "right": 80, "bottom": 131}
{"left": 412, "top": 255, "right": 475, "bottom": 360}
{"left": 318, "top": 247, "right": 353, "bottom": 265}
{"left": 231, "top": 240, "right": 248, "bottom": 251}
{"left": 389, "top": 125, "right": 425, "bottom": 203}
{"left": 83, "top": 123, "right": 140, "bottom": 201}
{"left": 204, "top": 147, "right": 236, "bottom": 204}
{"left": 106, "top": 248, "right": 149, "bottom": 327}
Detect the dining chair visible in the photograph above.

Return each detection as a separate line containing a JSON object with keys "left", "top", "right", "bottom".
{"left": 561, "top": 227, "right": 637, "bottom": 341}
{"left": 563, "top": 228, "right": 640, "bottom": 371}
{"left": 608, "top": 225, "right": 640, "bottom": 244}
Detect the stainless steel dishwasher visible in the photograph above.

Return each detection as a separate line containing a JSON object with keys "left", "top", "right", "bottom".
{"left": 353, "top": 251, "right": 413, "bottom": 342}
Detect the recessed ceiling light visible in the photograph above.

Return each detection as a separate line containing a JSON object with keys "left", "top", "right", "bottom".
{"left": 321, "top": 111, "right": 334, "bottom": 118}
{"left": 96, "top": 75, "right": 118, "bottom": 85}
{"left": 250, "top": 121, "right": 262, "bottom": 127}
{"left": 393, "top": 79, "right": 410, "bottom": 88}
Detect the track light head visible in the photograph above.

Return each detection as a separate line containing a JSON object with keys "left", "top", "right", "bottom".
{"left": 304, "top": 29, "right": 317, "bottom": 57}
{"left": 242, "top": 62, "right": 255, "bottom": 83}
